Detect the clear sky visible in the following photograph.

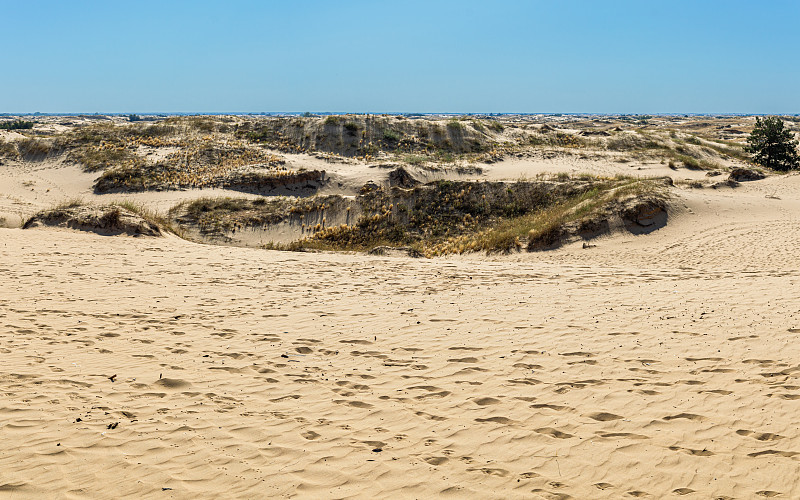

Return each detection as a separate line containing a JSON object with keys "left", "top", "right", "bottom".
{"left": 2, "top": 0, "right": 798, "bottom": 114}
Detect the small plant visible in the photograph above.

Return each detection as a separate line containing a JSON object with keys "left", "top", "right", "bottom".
{"left": 323, "top": 116, "right": 341, "bottom": 126}
{"left": 382, "top": 129, "right": 400, "bottom": 141}
{"left": 403, "top": 154, "right": 427, "bottom": 166}
{"left": 344, "top": 122, "right": 358, "bottom": 135}
{"left": 447, "top": 119, "right": 464, "bottom": 131}
{"left": 486, "top": 120, "right": 504, "bottom": 133}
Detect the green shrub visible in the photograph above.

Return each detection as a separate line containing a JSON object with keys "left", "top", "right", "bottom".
{"left": 447, "top": 119, "right": 464, "bottom": 131}
{"left": 383, "top": 129, "right": 400, "bottom": 141}
{"left": 0, "top": 119, "right": 34, "bottom": 130}
{"left": 344, "top": 122, "right": 358, "bottom": 134}
{"left": 746, "top": 116, "right": 799, "bottom": 171}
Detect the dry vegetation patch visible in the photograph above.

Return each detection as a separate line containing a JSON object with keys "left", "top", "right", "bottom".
{"left": 177, "top": 175, "right": 671, "bottom": 256}
{"left": 22, "top": 200, "right": 172, "bottom": 236}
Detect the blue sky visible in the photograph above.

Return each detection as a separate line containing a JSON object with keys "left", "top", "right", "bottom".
{"left": 2, "top": 0, "right": 798, "bottom": 113}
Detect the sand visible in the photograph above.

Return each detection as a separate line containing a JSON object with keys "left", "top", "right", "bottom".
{"left": 2, "top": 170, "right": 800, "bottom": 499}
{"left": 2, "top": 119, "right": 800, "bottom": 498}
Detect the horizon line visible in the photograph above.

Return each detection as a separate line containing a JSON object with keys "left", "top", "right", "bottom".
{"left": 2, "top": 112, "right": 799, "bottom": 117}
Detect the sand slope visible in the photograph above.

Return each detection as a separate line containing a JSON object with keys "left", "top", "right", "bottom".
{"left": 2, "top": 175, "right": 800, "bottom": 499}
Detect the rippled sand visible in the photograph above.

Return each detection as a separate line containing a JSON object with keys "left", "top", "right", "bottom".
{"left": 2, "top": 173, "right": 800, "bottom": 499}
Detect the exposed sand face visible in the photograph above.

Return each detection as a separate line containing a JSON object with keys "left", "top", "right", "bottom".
{"left": 2, "top": 175, "right": 800, "bottom": 498}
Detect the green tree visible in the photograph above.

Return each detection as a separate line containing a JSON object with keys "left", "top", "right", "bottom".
{"left": 745, "top": 116, "right": 799, "bottom": 171}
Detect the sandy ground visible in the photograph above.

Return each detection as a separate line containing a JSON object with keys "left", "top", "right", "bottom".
{"left": 2, "top": 162, "right": 800, "bottom": 498}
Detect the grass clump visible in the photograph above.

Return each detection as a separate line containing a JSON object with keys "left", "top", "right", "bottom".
{"left": 17, "top": 137, "right": 61, "bottom": 160}
{"left": 606, "top": 132, "right": 662, "bottom": 151}
{"left": 403, "top": 154, "right": 428, "bottom": 166}
{"left": 383, "top": 129, "right": 401, "bottom": 141}
{"left": 69, "top": 145, "right": 140, "bottom": 172}
{"left": 486, "top": 120, "right": 504, "bottom": 133}
{"left": 0, "top": 139, "right": 18, "bottom": 158}
{"left": 344, "top": 122, "right": 359, "bottom": 135}
{"left": 447, "top": 119, "right": 465, "bottom": 131}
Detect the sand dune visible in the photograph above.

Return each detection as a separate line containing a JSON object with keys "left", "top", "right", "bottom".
{"left": 2, "top": 171, "right": 800, "bottom": 498}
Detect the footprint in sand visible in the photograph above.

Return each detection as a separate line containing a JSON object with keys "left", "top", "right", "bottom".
{"left": 508, "top": 378, "right": 542, "bottom": 385}
{"left": 737, "top": 430, "right": 784, "bottom": 441}
{"left": 672, "top": 489, "right": 695, "bottom": 496}
{"left": 530, "top": 403, "right": 571, "bottom": 411}
{"left": 408, "top": 385, "right": 440, "bottom": 391}
{"left": 587, "top": 412, "right": 623, "bottom": 422}
{"left": 535, "top": 427, "right": 573, "bottom": 439}
{"left": 270, "top": 395, "right": 300, "bottom": 402}
{"left": 414, "top": 411, "right": 447, "bottom": 421}
{"left": 597, "top": 432, "right": 649, "bottom": 440}
{"left": 755, "top": 491, "right": 782, "bottom": 498}
{"left": 748, "top": 450, "right": 798, "bottom": 458}
{"left": 513, "top": 363, "right": 544, "bottom": 370}
{"left": 593, "top": 483, "right": 614, "bottom": 490}
{"left": 425, "top": 456, "right": 448, "bottom": 465}
{"left": 448, "top": 357, "right": 479, "bottom": 363}
{"left": 663, "top": 413, "right": 704, "bottom": 421}
{"left": 415, "top": 391, "right": 451, "bottom": 400}
{"left": 668, "top": 445, "right": 714, "bottom": 456}
{"left": 466, "top": 467, "right": 509, "bottom": 477}
{"left": 530, "top": 489, "right": 572, "bottom": 500}
{"left": 473, "top": 397, "right": 500, "bottom": 405}
{"left": 333, "top": 400, "right": 373, "bottom": 409}
{"left": 301, "top": 431, "right": 320, "bottom": 440}
{"left": 475, "top": 416, "right": 514, "bottom": 424}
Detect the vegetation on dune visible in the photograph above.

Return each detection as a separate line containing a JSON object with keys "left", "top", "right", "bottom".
{"left": 22, "top": 199, "right": 180, "bottom": 236}
{"left": 259, "top": 175, "right": 669, "bottom": 256}
{"left": 0, "top": 139, "right": 18, "bottom": 158}
{"left": 92, "top": 140, "right": 301, "bottom": 193}
{"left": 17, "top": 137, "right": 62, "bottom": 160}
{"left": 94, "top": 161, "right": 316, "bottom": 194}
{"left": 746, "top": 116, "right": 799, "bottom": 171}
{"left": 0, "top": 119, "right": 34, "bottom": 130}
{"left": 171, "top": 195, "right": 346, "bottom": 234}
{"left": 68, "top": 145, "right": 140, "bottom": 172}
{"left": 238, "top": 115, "right": 500, "bottom": 160}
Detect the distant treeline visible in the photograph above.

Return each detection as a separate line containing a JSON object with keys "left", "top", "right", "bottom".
{"left": 0, "top": 119, "right": 34, "bottom": 130}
